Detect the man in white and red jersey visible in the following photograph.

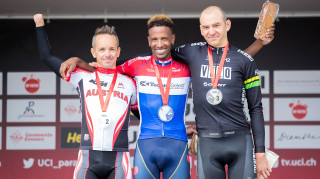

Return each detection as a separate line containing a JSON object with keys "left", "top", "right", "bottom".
{"left": 34, "top": 14, "right": 137, "bottom": 179}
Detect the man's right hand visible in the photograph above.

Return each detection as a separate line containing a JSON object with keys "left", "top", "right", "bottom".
{"left": 33, "top": 14, "right": 45, "bottom": 27}
{"left": 59, "top": 57, "right": 81, "bottom": 80}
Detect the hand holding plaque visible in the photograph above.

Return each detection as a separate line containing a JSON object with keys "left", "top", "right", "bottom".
{"left": 254, "top": 1, "right": 279, "bottom": 42}
{"left": 259, "top": 149, "right": 279, "bottom": 179}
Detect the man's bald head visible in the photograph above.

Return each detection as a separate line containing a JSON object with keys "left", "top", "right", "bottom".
{"left": 199, "top": 6, "right": 231, "bottom": 47}
{"left": 200, "top": 6, "right": 227, "bottom": 25}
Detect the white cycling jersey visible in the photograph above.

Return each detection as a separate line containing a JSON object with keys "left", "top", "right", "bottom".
{"left": 67, "top": 66, "right": 137, "bottom": 151}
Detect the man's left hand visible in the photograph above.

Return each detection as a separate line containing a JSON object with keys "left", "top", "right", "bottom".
{"left": 256, "top": 153, "right": 272, "bottom": 179}
{"left": 186, "top": 125, "right": 197, "bottom": 139}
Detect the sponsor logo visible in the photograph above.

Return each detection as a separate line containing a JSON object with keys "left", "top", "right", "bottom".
{"left": 237, "top": 49, "right": 254, "bottom": 61}
{"left": 24, "top": 158, "right": 77, "bottom": 169}
{"left": 289, "top": 101, "right": 308, "bottom": 119}
{"left": 22, "top": 74, "right": 40, "bottom": 93}
{"left": 172, "top": 67, "right": 181, "bottom": 72}
{"left": 255, "top": 69, "right": 259, "bottom": 76}
{"left": 280, "top": 158, "right": 317, "bottom": 167}
{"left": 23, "top": 158, "right": 35, "bottom": 169}
{"left": 203, "top": 82, "right": 226, "bottom": 87}
{"left": 60, "top": 127, "right": 81, "bottom": 149}
{"left": 146, "top": 68, "right": 155, "bottom": 73}
{"left": 139, "top": 81, "right": 185, "bottom": 89}
{"left": 225, "top": 58, "right": 230, "bottom": 62}
{"left": 200, "top": 65, "right": 232, "bottom": 80}
{"left": 17, "top": 101, "right": 45, "bottom": 120}
{"left": 85, "top": 89, "right": 129, "bottom": 104}
{"left": 64, "top": 103, "right": 81, "bottom": 117}
{"left": 190, "top": 42, "right": 206, "bottom": 46}
{"left": 277, "top": 132, "right": 320, "bottom": 142}
{"left": 117, "top": 83, "right": 125, "bottom": 89}
{"left": 84, "top": 134, "right": 90, "bottom": 141}
{"left": 89, "top": 79, "right": 108, "bottom": 87}
{"left": 10, "top": 131, "right": 23, "bottom": 144}
{"left": 10, "top": 131, "right": 53, "bottom": 144}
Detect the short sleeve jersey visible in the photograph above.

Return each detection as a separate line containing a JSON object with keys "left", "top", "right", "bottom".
{"left": 117, "top": 56, "right": 191, "bottom": 142}
{"left": 67, "top": 67, "right": 137, "bottom": 151}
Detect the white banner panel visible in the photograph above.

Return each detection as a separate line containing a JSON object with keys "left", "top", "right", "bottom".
{"left": 0, "top": 127, "right": 2, "bottom": 150}
{"left": 274, "top": 98, "right": 320, "bottom": 121}
{"left": 7, "top": 99, "right": 56, "bottom": 122}
{"left": 0, "top": 72, "right": 2, "bottom": 95}
{"left": 0, "top": 100, "right": 2, "bottom": 123}
{"left": 60, "top": 79, "right": 78, "bottom": 95}
{"left": 60, "top": 99, "right": 81, "bottom": 122}
{"left": 259, "top": 70, "right": 269, "bottom": 94}
{"left": 274, "top": 70, "right": 320, "bottom": 94}
{"left": 265, "top": 125, "right": 270, "bottom": 149}
{"left": 185, "top": 98, "right": 195, "bottom": 122}
{"left": 7, "top": 72, "right": 56, "bottom": 95}
{"left": 6, "top": 126, "right": 56, "bottom": 150}
{"left": 128, "top": 125, "right": 140, "bottom": 150}
{"left": 244, "top": 98, "right": 270, "bottom": 122}
{"left": 274, "top": 125, "right": 320, "bottom": 149}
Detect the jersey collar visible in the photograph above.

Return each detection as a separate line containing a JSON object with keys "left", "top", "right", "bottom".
{"left": 152, "top": 56, "right": 172, "bottom": 66}
{"left": 95, "top": 67, "right": 117, "bottom": 74}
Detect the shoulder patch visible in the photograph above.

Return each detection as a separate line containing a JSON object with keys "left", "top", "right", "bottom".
{"left": 190, "top": 42, "right": 207, "bottom": 46}
{"left": 127, "top": 56, "right": 151, "bottom": 66}
{"left": 237, "top": 49, "right": 254, "bottom": 61}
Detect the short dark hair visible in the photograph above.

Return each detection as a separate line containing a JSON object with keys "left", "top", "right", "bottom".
{"left": 147, "top": 14, "right": 174, "bottom": 33}
{"left": 92, "top": 25, "right": 119, "bottom": 48}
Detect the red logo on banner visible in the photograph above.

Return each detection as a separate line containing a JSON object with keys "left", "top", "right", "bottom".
{"left": 289, "top": 100, "right": 308, "bottom": 119}
{"left": 64, "top": 103, "right": 80, "bottom": 117}
{"left": 10, "top": 131, "right": 23, "bottom": 144}
{"left": 22, "top": 74, "right": 40, "bottom": 93}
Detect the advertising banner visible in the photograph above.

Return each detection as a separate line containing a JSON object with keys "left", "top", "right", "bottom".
{"left": 7, "top": 99, "right": 56, "bottom": 123}
{"left": 7, "top": 72, "right": 56, "bottom": 95}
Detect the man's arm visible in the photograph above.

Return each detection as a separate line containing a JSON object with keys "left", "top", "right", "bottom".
{"left": 59, "top": 57, "right": 96, "bottom": 81}
{"left": 244, "top": 24, "right": 275, "bottom": 57}
{"left": 34, "top": 14, "right": 64, "bottom": 77}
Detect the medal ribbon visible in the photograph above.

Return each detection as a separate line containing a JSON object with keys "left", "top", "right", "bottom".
{"left": 208, "top": 42, "right": 229, "bottom": 89}
{"left": 152, "top": 56, "right": 173, "bottom": 106}
{"left": 95, "top": 70, "right": 118, "bottom": 112}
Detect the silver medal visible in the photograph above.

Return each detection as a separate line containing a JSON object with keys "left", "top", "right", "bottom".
{"left": 158, "top": 105, "right": 174, "bottom": 122}
{"left": 206, "top": 88, "right": 223, "bottom": 105}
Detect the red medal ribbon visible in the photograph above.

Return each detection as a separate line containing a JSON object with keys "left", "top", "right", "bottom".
{"left": 207, "top": 42, "right": 229, "bottom": 89}
{"left": 152, "top": 56, "right": 173, "bottom": 106}
{"left": 95, "top": 70, "right": 118, "bottom": 112}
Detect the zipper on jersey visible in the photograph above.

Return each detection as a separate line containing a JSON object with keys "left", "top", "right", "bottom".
{"left": 162, "top": 123, "right": 164, "bottom": 137}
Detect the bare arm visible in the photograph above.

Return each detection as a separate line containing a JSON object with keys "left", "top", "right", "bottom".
{"left": 244, "top": 24, "right": 275, "bottom": 57}
{"left": 59, "top": 57, "right": 96, "bottom": 80}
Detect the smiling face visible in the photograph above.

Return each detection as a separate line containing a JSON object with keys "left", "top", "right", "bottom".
{"left": 91, "top": 34, "right": 120, "bottom": 69}
{"left": 200, "top": 6, "right": 231, "bottom": 47}
{"left": 148, "top": 26, "right": 175, "bottom": 60}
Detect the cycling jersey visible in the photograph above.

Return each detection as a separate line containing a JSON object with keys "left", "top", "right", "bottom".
{"left": 66, "top": 67, "right": 137, "bottom": 151}
{"left": 117, "top": 56, "right": 191, "bottom": 142}
{"left": 36, "top": 26, "right": 137, "bottom": 152}
{"left": 118, "top": 55, "right": 191, "bottom": 179}
{"left": 36, "top": 26, "right": 137, "bottom": 179}
{"left": 174, "top": 42, "right": 265, "bottom": 153}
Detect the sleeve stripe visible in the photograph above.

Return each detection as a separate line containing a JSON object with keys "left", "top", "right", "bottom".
{"left": 244, "top": 76, "right": 259, "bottom": 84}
{"left": 245, "top": 80, "right": 260, "bottom": 89}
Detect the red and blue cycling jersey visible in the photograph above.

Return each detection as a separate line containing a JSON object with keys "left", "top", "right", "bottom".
{"left": 117, "top": 55, "right": 191, "bottom": 141}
